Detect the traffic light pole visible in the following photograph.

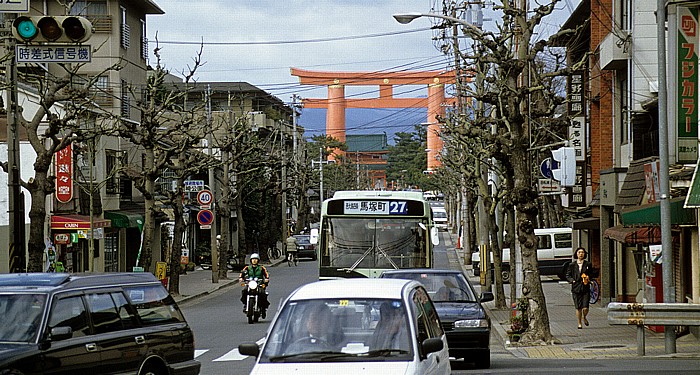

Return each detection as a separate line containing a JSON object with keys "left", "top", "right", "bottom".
{"left": 4, "top": 14, "right": 25, "bottom": 272}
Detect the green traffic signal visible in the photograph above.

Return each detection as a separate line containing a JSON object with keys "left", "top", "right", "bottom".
{"left": 12, "top": 16, "right": 93, "bottom": 43}
{"left": 13, "top": 17, "right": 38, "bottom": 41}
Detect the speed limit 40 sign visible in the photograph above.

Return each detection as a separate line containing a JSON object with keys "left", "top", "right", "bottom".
{"left": 197, "top": 189, "right": 213, "bottom": 208}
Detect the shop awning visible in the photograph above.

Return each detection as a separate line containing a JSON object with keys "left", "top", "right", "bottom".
{"left": 603, "top": 225, "right": 661, "bottom": 244}
{"left": 621, "top": 197, "right": 695, "bottom": 226}
{"left": 686, "top": 158, "right": 700, "bottom": 207}
{"left": 51, "top": 215, "right": 111, "bottom": 230}
{"left": 571, "top": 217, "right": 599, "bottom": 230}
{"left": 104, "top": 211, "right": 144, "bottom": 229}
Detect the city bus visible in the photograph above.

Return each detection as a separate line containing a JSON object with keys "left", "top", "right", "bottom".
{"left": 310, "top": 190, "right": 439, "bottom": 279}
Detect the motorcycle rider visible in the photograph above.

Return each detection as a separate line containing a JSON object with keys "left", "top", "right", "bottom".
{"left": 239, "top": 253, "right": 270, "bottom": 316}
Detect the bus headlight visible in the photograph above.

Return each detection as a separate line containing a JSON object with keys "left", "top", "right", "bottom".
{"left": 454, "top": 319, "right": 489, "bottom": 328}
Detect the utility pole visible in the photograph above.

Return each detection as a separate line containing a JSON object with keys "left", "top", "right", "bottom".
{"left": 281, "top": 120, "right": 288, "bottom": 244}
{"left": 656, "top": 0, "right": 675, "bottom": 353}
{"left": 207, "top": 85, "right": 219, "bottom": 283}
{"left": 4, "top": 13, "right": 25, "bottom": 272}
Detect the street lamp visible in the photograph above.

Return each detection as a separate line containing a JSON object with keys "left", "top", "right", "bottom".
{"left": 392, "top": 12, "right": 483, "bottom": 37}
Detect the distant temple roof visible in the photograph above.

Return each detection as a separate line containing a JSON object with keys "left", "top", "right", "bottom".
{"left": 346, "top": 134, "right": 388, "bottom": 153}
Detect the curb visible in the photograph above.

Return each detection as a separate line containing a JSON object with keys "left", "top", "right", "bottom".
{"left": 176, "top": 278, "right": 238, "bottom": 304}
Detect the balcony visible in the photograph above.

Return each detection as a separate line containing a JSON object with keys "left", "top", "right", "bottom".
{"left": 599, "top": 31, "right": 629, "bottom": 71}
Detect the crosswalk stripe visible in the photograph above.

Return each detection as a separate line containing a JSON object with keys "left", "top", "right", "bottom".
{"left": 213, "top": 348, "right": 248, "bottom": 361}
{"left": 200, "top": 337, "right": 266, "bottom": 362}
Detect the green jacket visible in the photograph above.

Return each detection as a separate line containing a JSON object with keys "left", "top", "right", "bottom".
{"left": 240, "top": 264, "right": 269, "bottom": 282}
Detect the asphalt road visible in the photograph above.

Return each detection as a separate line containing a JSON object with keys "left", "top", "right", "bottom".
{"left": 178, "top": 256, "right": 318, "bottom": 375}
{"left": 178, "top": 233, "right": 700, "bottom": 374}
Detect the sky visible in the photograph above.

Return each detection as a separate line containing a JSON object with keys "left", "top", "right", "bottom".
{"left": 146, "top": 0, "right": 576, "bottom": 143}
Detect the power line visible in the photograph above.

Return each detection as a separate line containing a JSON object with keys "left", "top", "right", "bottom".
{"left": 154, "top": 27, "right": 433, "bottom": 45}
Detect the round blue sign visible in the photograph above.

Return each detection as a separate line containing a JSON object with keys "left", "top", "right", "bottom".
{"left": 197, "top": 209, "right": 214, "bottom": 225}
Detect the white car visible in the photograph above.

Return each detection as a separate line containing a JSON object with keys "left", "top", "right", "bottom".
{"left": 432, "top": 207, "right": 448, "bottom": 231}
{"left": 238, "top": 278, "right": 451, "bottom": 374}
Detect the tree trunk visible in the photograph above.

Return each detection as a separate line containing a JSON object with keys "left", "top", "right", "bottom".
{"left": 26, "top": 170, "right": 50, "bottom": 272}
{"left": 169, "top": 194, "right": 185, "bottom": 296}
{"left": 141, "top": 150, "right": 156, "bottom": 273}
{"left": 512, "top": 148, "right": 553, "bottom": 344}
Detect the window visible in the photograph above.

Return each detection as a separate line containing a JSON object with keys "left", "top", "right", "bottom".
{"left": 120, "top": 6, "right": 130, "bottom": 49}
{"left": 124, "top": 285, "right": 185, "bottom": 325}
{"left": 537, "top": 234, "right": 552, "bottom": 250}
{"left": 70, "top": 1, "right": 111, "bottom": 32}
{"left": 141, "top": 19, "right": 148, "bottom": 61}
{"left": 106, "top": 150, "right": 119, "bottom": 194}
{"left": 48, "top": 296, "right": 90, "bottom": 337}
{"left": 71, "top": 1, "right": 108, "bottom": 15}
{"left": 554, "top": 233, "right": 572, "bottom": 249}
{"left": 121, "top": 80, "right": 130, "bottom": 117}
{"left": 86, "top": 293, "right": 122, "bottom": 334}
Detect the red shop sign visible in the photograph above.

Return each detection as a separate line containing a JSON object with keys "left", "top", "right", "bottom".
{"left": 55, "top": 142, "right": 73, "bottom": 203}
{"left": 54, "top": 233, "right": 70, "bottom": 244}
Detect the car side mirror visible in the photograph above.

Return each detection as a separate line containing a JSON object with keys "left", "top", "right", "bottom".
{"left": 49, "top": 326, "right": 73, "bottom": 341}
{"left": 430, "top": 227, "right": 439, "bottom": 246}
{"left": 238, "top": 343, "right": 260, "bottom": 357}
{"left": 309, "top": 228, "right": 319, "bottom": 245}
{"left": 421, "top": 337, "right": 444, "bottom": 355}
{"left": 480, "top": 291, "right": 494, "bottom": 303}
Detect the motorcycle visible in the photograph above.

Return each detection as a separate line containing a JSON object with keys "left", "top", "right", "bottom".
{"left": 242, "top": 277, "right": 268, "bottom": 324}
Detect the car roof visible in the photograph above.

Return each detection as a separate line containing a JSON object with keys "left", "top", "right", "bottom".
{"left": 381, "top": 268, "right": 462, "bottom": 276}
{"left": 289, "top": 278, "right": 419, "bottom": 301}
{"left": 0, "top": 272, "right": 159, "bottom": 292}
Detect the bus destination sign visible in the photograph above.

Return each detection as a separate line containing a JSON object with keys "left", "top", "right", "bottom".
{"left": 344, "top": 200, "right": 408, "bottom": 215}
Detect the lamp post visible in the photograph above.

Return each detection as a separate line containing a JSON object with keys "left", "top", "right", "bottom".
{"left": 393, "top": 12, "right": 483, "bottom": 37}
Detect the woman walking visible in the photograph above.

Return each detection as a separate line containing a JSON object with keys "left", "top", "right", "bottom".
{"left": 566, "top": 247, "right": 593, "bottom": 329}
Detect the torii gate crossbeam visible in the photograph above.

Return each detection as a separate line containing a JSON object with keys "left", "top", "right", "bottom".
{"left": 291, "top": 68, "right": 458, "bottom": 170}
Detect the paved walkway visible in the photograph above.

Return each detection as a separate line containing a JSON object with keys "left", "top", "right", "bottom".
{"left": 172, "top": 237, "right": 700, "bottom": 360}
{"left": 446, "top": 235, "right": 700, "bottom": 359}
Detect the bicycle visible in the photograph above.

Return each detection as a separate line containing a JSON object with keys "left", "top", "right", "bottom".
{"left": 589, "top": 279, "right": 600, "bottom": 304}
{"left": 287, "top": 251, "right": 298, "bottom": 267}
{"left": 266, "top": 247, "right": 281, "bottom": 261}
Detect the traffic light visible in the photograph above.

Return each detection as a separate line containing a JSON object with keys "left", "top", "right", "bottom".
{"left": 12, "top": 16, "right": 93, "bottom": 43}
{"left": 551, "top": 146, "right": 576, "bottom": 187}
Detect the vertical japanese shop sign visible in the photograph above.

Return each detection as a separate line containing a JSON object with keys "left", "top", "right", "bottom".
{"left": 55, "top": 143, "right": 73, "bottom": 203}
{"left": 567, "top": 72, "right": 587, "bottom": 207}
{"left": 678, "top": 7, "right": 699, "bottom": 163}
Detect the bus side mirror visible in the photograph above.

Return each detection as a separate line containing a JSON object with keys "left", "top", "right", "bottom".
{"left": 431, "top": 227, "right": 439, "bottom": 245}
{"left": 310, "top": 228, "right": 319, "bottom": 244}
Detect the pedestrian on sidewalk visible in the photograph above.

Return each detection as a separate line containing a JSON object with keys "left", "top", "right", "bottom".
{"left": 566, "top": 247, "right": 593, "bottom": 329}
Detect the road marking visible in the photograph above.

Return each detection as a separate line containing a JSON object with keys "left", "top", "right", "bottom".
{"left": 213, "top": 348, "right": 248, "bottom": 361}
{"left": 194, "top": 349, "right": 208, "bottom": 358}
{"left": 208, "top": 337, "right": 266, "bottom": 362}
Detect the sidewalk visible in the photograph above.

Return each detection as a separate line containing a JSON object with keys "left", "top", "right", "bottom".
{"left": 173, "top": 256, "right": 286, "bottom": 304}
{"left": 450, "top": 241, "right": 700, "bottom": 359}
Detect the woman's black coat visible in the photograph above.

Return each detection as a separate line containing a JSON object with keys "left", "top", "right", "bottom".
{"left": 566, "top": 260, "right": 593, "bottom": 294}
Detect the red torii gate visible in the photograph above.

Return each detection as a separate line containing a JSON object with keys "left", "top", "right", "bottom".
{"left": 290, "top": 68, "right": 457, "bottom": 170}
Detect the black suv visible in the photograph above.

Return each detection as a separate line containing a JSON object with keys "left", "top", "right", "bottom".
{"left": 0, "top": 272, "right": 200, "bottom": 375}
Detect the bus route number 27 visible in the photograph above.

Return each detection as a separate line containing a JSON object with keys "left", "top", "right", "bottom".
{"left": 389, "top": 201, "right": 408, "bottom": 215}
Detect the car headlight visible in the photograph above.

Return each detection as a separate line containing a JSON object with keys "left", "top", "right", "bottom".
{"left": 453, "top": 319, "right": 489, "bottom": 328}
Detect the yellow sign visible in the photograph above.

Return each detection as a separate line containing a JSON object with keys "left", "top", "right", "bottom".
{"left": 156, "top": 262, "right": 167, "bottom": 280}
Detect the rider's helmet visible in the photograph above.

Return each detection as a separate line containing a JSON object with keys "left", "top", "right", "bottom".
{"left": 250, "top": 253, "right": 260, "bottom": 261}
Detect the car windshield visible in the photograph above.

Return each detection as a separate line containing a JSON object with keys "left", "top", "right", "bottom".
{"left": 0, "top": 293, "right": 47, "bottom": 343}
{"left": 260, "top": 298, "right": 413, "bottom": 363}
{"left": 383, "top": 273, "right": 476, "bottom": 302}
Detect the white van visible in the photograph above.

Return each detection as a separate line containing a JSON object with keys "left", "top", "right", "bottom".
{"left": 472, "top": 227, "right": 573, "bottom": 282}
{"left": 431, "top": 207, "right": 448, "bottom": 231}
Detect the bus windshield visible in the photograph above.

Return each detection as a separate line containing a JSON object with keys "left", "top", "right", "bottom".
{"left": 324, "top": 217, "right": 429, "bottom": 271}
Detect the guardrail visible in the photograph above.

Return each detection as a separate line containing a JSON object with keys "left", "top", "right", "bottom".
{"left": 607, "top": 302, "right": 700, "bottom": 356}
